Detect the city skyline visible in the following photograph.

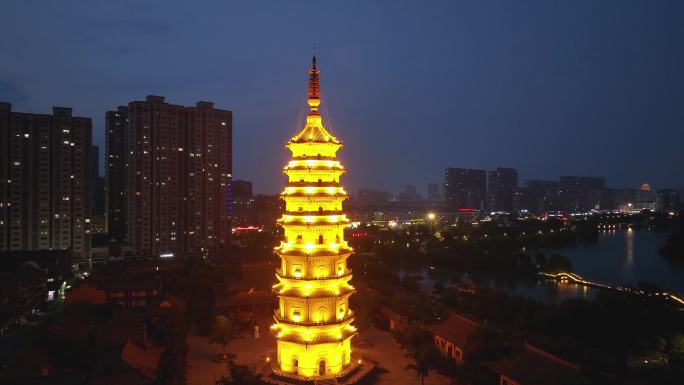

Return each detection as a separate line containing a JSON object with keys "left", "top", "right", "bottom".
{"left": 1, "top": 1, "right": 684, "bottom": 194}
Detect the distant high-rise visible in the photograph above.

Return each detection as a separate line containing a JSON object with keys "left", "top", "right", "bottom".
{"left": 656, "top": 189, "right": 680, "bottom": 213}
{"left": 356, "top": 187, "right": 391, "bottom": 204}
{"left": 444, "top": 168, "right": 487, "bottom": 211}
{"left": 231, "top": 179, "right": 253, "bottom": 226}
{"left": 105, "top": 106, "right": 129, "bottom": 242}
{"left": 125, "top": 96, "right": 232, "bottom": 257}
{"left": 523, "top": 180, "right": 561, "bottom": 213}
{"left": 559, "top": 176, "right": 606, "bottom": 212}
{"left": 427, "top": 183, "right": 440, "bottom": 201}
{"left": 487, "top": 167, "right": 518, "bottom": 212}
{"left": 0, "top": 102, "right": 91, "bottom": 258}
{"left": 90, "top": 145, "right": 105, "bottom": 216}
{"left": 399, "top": 184, "right": 421, "bottom": 201}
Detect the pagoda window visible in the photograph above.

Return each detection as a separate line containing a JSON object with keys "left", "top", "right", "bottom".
{"left": 337, "top": 262, "right": 344, "bottom": 275}
{"left": 293, "top": 265, "right": 302, "bottom": 278}
{"left": 299, "top": 206, "right": 303, "bottom": 211}
{"left": 316, "top": 265, "right": 326, "bottom": 277}
{"left": 319, "top": 206, "right": 323, "bottom": 213}
{"left": 296, "top": 235, "right": 303, "bottom": 243}
{"left": 291, "top": 307, "right": 301, "bottom": 321}
{"left": 317, "top": 306, "right": 327, "bottom": 322}
{"left": 335, "top": 234, "right": 340, "bottom": 243}
{"left": 338, "top": 304, "right": 345, "bottom": 318}
{"left": 318, "top": 235, "right": 324, "bottom": 244}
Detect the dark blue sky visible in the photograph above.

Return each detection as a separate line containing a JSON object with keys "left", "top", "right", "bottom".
{"left": 1, "top": 1, "right": 683, "bottom": 195}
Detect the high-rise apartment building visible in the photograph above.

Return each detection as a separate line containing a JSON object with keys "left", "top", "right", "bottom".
{"left": 125, "top": 96, "right": 232, "bottom": 257}
{"left": 90, "top": 145, "right": 105, "bottom": 216}
{"left": 231, "top": 179, "right": 253, "bottom": 226}
{"left": 559, "top": 176, "right": 606, "bottom": 212}
{"left": 487, "top": 167, "right": 518, "bottom": 212}
{"left": 399, "top": 184, "right": 421, "bottom": 201}
{"left": 444, "top": 168, "right": 487, "bottom": 211}
{"left": 105, "top": 106, "right": 129, "bottom": 242}
{"left": 355, "top": 188, "right": 391, "bottom": 204}
{"left": 656, "top": 189, "right": 680, "bottom": 213}
{"left": 523, "top": 180, "right": 561, "bottom": 213}
{"left": 427, "top": 183, "right": 440, "bottom": 201}
{"left": 0, "top": 102, "right": 91, "bottom": 258}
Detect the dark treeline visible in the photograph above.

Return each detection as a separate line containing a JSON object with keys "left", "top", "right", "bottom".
{"left": 440, "top": 285, "right": 684, "bottom": 383}
{"left": 661, "top": 214, "right": 684, "bottom": 260}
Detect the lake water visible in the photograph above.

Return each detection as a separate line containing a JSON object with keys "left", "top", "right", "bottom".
{"left": 548, "top": 229, "right": 684, "bottom": 293}
{"left": 400, "top": 229, "right": 684, "bottom": 304}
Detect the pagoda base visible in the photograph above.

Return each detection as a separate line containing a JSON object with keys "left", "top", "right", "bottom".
{"left": 261, "top": 354, "right": 377, "bottom": 385}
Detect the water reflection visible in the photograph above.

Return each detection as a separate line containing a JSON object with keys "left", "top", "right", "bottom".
{"left": 625, "top": 228, "right": 634, "bottom": 269}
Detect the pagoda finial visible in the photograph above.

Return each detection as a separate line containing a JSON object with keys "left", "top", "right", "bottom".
{"left": 307, "top": 47, "right": 321, "bottom": 114}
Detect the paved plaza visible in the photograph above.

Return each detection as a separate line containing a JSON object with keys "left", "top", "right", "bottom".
{"left": 187, "top": 316, "right": 451, "bottom": 385}
{"left": 354, "top": 327, "right": 451, "bottom": 385}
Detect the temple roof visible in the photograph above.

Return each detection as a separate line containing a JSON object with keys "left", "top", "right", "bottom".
{"left": 424, "top": 313, "right": 479, "bottom": 348}
{"left": 485, "top": 343, "right": 581, "bottom": 385}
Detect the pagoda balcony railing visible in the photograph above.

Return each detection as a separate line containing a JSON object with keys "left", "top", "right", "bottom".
{"left": 273, "top": 309, "right": 354, "bottom": 327}
{"left": 275, "top": 268, "right": 352, "bottom": 281}
{"left": 286, "top": 181, "right": 341, "bottom": 188}
{"left": 291, "top": 155, "right": 337, "bottom": 161}
{"left": 283, "top": 209, "right": 344, "bottom": 216}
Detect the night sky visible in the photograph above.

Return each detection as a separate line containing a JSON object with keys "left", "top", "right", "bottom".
{"left": 1, "top": 1, "right": 683, "bottom": 195}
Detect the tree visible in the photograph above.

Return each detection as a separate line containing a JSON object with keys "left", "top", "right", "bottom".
{"left": 545, "top": 253, "right": 573, "bottom": 273}
{"left": 672, "top": 334, "right": 684, "bottom": 355}
{"left": 216, "top": 354, "right": 261, "bottom": 385}
{"left": 156, "top": 310, "right": 189, "bottom": 385}
{"left": 209, "top": 315, "right": 239, "bottom": 360}
{"left": 351, "top": 288, "right": 383, "bottom": 328}
{"left": 394, "top": 321, "right": 431, "bottom": 352}
{"left": 405, "top": 345, "right": 439, "bottom": 385}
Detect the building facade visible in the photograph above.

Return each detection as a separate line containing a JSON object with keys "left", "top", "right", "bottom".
{"left": 0, "top": 102, "right": 91, "bottom": 259}
{"left": 521, "top": 179, "right": 561, "bottom": 214}
{"left": 444, "top": 167, "right": 487, "bottom": 211}
{"left": 559, "top": 176, "right": 606, "bottom": 212}
{"left": 427, "top": 183, "right": 440, "bottom": 201}
{"left": 105, "top": 106, "right": 129, "bottom": 242}
{"left": 272, "top": 55, "right": 356, "bottom": 378}
{"left": 487, "top": 167, "right": 518, "bottom": 212}
{"left": 125, "top": 96, "right": 232, "bottom": 257}
{"left": 656, "top": 189, "right": 680, "bottom": 213}
{"left": 231, "top": 179, "right": 254, "bottom": 226}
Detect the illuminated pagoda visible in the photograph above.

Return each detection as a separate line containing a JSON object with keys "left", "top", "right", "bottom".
{"left": 271, "top": 53, "right": 357, "bottom": 379}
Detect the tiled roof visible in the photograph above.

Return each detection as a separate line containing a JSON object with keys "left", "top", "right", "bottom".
{"left": 120, "top": 339, "right": 165, "bottom": 380}
{"left": 424, "top": 313, "right": 479, "bottom": 348}
{"left": 487, "top": 343, "right": 581, "bottom": 385}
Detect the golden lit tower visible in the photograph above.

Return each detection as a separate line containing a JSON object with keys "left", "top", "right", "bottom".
{"left": 272, "top": 53, "right": 356, "bottom": 378}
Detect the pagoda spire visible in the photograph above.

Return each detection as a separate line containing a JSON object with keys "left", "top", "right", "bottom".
{"left": 307, "top": 47, "right": 321, "bottom": 115}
